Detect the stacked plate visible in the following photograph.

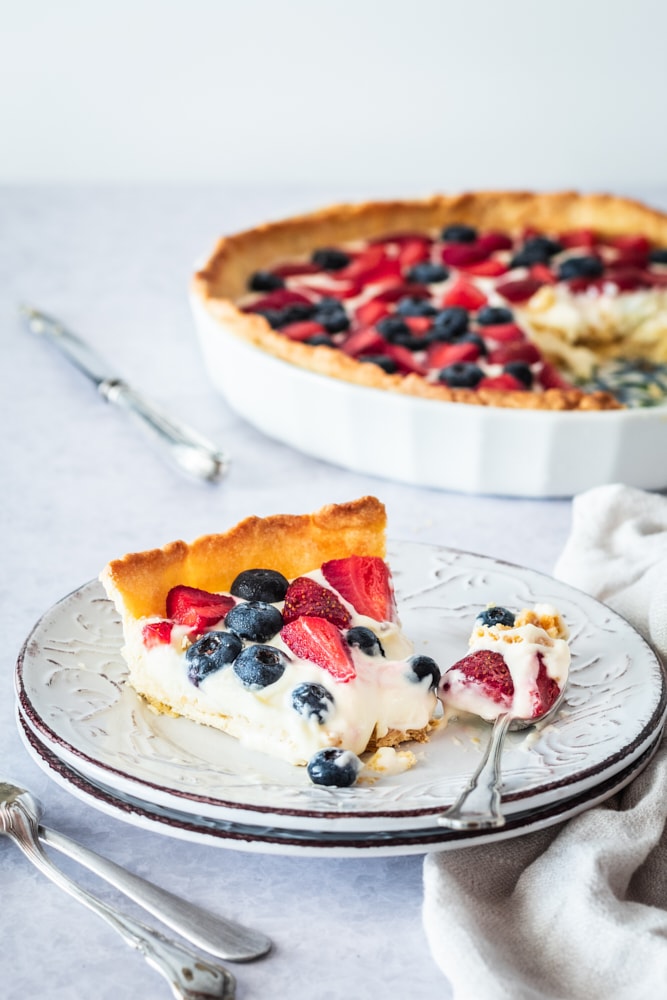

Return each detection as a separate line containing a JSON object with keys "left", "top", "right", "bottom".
{"left": 16, "top": 542, "right": 667, "bottom": 857}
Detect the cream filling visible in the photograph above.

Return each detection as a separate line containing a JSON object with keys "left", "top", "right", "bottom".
{"left": 123, "top": 570, "right": 435, "bottom": 766}
{"left": 439, "top": 604, "right": 570, "bottom": 722}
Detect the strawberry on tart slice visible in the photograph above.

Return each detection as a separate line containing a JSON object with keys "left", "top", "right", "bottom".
{"left": 100, "top": 497, "right": 441, "bottom": 786}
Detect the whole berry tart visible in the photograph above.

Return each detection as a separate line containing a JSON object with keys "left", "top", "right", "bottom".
{"left": 192, "top": 191, "right": 667, "bottom": 411}
{"left": 100, "top": 497, "right": 441, "bottom": 787}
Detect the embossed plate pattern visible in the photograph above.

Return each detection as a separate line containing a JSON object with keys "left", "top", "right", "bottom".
{"left": 16, "top": 542, "right": 667, "bottom": 835}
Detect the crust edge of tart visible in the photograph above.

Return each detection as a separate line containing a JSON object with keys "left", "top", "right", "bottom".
{"left": 190, "top": 189, "right": 663, "bottom": 412}
{"left": 100, "top": 495, "right": 387, "bottom": 621}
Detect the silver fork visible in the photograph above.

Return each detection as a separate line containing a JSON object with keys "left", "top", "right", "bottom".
{"left": 0, "top": 783, "right": 236, "bottom": 999}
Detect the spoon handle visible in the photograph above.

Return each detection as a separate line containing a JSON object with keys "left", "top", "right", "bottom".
{"left": 437, "top": 713, "right": 513, "bottom": 830}
{"left": 5, "top": 803, "right": 235, "bottom": 999}
{"left": 40, "top": 824, "right": 271, "bottom": 962}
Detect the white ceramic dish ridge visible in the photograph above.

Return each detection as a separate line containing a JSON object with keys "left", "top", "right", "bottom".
{"left": 191, "top": 296, "right": 667, "bottom": 498}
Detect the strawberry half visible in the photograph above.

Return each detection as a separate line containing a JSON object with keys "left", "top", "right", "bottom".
{"left": 166, "top": 586, "right": 235, "bottom": 632}
{"left": 281, "top": 616, "right": 355, "bottom": 683}
{"left": 442, "top": 649, "right": 514, "bottom": 707}
{"left": 533, "top": 652, "right": 560, "bottom": 716}
{"left": 282, "top": 576, "right": 351, "bottom": 628}
{"left": 142, "top": 621, "right": 173, "bottom": 648}
{"left": 321, "top": 556, "right": 395, "bottom": 622}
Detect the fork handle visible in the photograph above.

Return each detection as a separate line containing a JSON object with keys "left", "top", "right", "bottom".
{"left": 40, "top": 824, "right": 270, "bottom": 962}
{"left": 437, "top": 713, "right": 513, "bottom": 830}
{"left": 8, "top": 805, "right": 235, "bottom": 999}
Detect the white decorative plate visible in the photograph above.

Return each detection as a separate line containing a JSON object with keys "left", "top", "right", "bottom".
{"left": 16, "top": 542, "right": 666, "bottom": 836}
{"left": 191, "top": 298, "right": 667, "bottom": 498}
{"left": 17, "top": 711, "right": 663, "bottom": 857}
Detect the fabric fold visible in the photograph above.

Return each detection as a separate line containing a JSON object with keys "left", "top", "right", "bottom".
{"left": 423, "top": 484, "right": 667, "bottom": 1000}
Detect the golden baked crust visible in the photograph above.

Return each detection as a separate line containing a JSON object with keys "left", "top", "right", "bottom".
{"left": 192, "top": 190, "right": 667, "bottom": 412}
{"left": 100, "top": 495, "right": 387, "bottom": 622}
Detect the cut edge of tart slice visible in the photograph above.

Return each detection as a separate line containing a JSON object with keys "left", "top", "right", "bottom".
{"left": 100, "top": 497, "right": 440, "bottom": 776}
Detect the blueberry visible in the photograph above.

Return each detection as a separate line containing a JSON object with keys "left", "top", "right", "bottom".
{"left": 233, "top": 644, "right": 287, "bottom": 689}
{"left": 248, "top": 270, "right": 285, "bottom": 292}
{"left": 460, "top": 332, "right": 488, "bottom": 356}
{"left": 504, "top": 361, "right": 533, "bottom": 387}
{"left": 395, "top": 297, "right": 437, "bottom": 318}
{"left": 441, "top": 224, "right": 477, "bottom": 244}
{"left": 438, "top": 362, "right": 484, "bottom": 388}
{"left": 649, "top": 248, "right": 667, "bottom": 265}
{"left": 279, "top": 302, "right": 317, "bottom": 325}
{"left": 312, "top": 248, "right": 351, "bottom": 271}
{"left": 185, "top": 631, "right": 243, "bottom": 686}
{"left": 315, "top": 296, "right": 344, "bottom": 313}
{"left": 429, "top": 307, "right": 469, "bottom": 341}
{"left": 557, "top": 256, "right": 604, "bottom": 280}
{"left": 317, "top": 309, "right": 350, "bottom": 334}
{"left": 477, "top": 305, "right": 514, "bottom": 326}
{"left": 307, "top": 748, "right": 362, "bottom": 787}
{"left": 255, "top": 308, "right": 284, "bottom": 329}
{"left": 476, "top": 606, "right": 516, "bottom": 627}
{"left": 407, "top": 654, "right": 441, "bottom": 690}
{"left": 230, "top": 568, "right": 289, "bottom": 603}
{"left": 291, "top": 683, "right": 335, "bottom": 723}
{"left": 225, "top": 601, "right": 284, "bottom": 642}
{"left": 346, "top": 626, "right": 384, "bottom": 656}
{"left": 358, "top": 355, "right": 399, "bottom": 374}
{"left": 406, "top": 262, "right": 449, "bottom": 284}
{"left": 377, "top": 315, "right": 411, "bottom": 341}
{"left": 306, "top": 334, "right": 336, "bottom": 347}
{"left": 510, "top": 236, "right": 563, "bottom": 268}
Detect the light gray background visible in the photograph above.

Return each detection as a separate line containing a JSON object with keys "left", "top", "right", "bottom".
{"left": 2, "top": 0, "right": 666, "bottom": 192}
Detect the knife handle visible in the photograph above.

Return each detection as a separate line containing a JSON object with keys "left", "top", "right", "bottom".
{"left": 100, "top": 379, "right": 229, "bottom": 483}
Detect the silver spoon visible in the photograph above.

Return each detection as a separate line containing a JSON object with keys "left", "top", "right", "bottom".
{"left": 0, "top": 782, "right": 236, "bottom": 999}
{"left": 437, "top": 688, "right": 567, "bottom": 830}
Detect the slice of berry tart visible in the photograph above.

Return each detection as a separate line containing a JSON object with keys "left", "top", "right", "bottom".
{"left": 439, "top": 603, "right": 570, "bottom": 722}
{"left": 100, "top": 497, "right": 441, "bottom": 786}
{"left": 192, "top": 191, "right": 667, "bottom": 410}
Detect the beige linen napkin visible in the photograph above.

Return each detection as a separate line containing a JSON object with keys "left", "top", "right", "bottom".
{"left": 423, "top": 484, "right": 667, "bottom": 1000}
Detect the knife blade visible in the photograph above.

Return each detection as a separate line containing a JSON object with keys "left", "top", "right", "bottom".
{"left": 21, "top": 305, "right": 229, "bottom": 484}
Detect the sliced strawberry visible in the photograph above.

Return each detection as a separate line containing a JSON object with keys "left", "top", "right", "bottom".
{"left": 487, "top": 341, "right": 542, "bottom": 366}
{"left": 166, "top": 586, "right": 235, "bottom": 632}
{"left": 336, "top": 244, "right": 385, "bottom": 278}
{"left": 476, "top": 231, "right": 513, "bottom": 254}
{"left": 355, "top": 299, "right": 391, "bottom": 327}
{"left": 397, "top": 238, "right": 432, "bottom": 267}
{"left": 441, "top": 243, "right": 491, "bottom": 268}
{"left": 459, "top": 259, "right": 509, "bottom": 278}
{"left": 533, "top": 652, "right": 560, "bottom": 716}
{"left": 495, "top": 277, "right": 544, "bottom": 304}
{"left": 479, "top": 322, "right": 526, "bottom": 344}
{"left": 281, "top": 320, "right": 326, "bottom": 342}
{"left": 142, "top": 621, "right": 173, "bottom": 648}
{"left": 426, "top": 340, "right": 480, "bottom": 369}
{"left": 380, "top": 342, "right": 428, "bottom": 375}
{"left": 244, "top": 289, "right": 312, "bottom": 313}
{"left": 282, "top": 577, "right": 351, "bottom": 628}
{"left": 604, "top": 266, "right": 652, "bottom": 292}
{"left": 442, "top": 649, "right": 514, "bottom": 707}
{"left": 607, "top": 234, "right": 651, "bottom": 254}
{"left": 341, "top": 328, "right": 386, "bottom": 357}
{"left": 321, "top": 556, "right": 395, "bottom": 621}
{"left": 559, "top": 228, "right": 597, "bottom": 250}
{"left": 442, "top": 277, "right": 488, "bottom": 311}
{"left": 567, "top": 276, "right": 603, "bottom": 294}
{"left": 281, "top": 616, "right": 355, "bottom": 683}
{"left": 370, "top": 281, "right": 430, "bottom": 304}
{"left": 405, "top": 316, "right": 433, "bottom": 334}
{"left": 529, "top": 264, "right": 557, "bottom": 284}
{"left": 478, "top": 373, "right": 526, "bottom": 392}
{"left": 538, "top": 361, "right": 575, "bottom": 390}
{"left": 272, "top": 261, "right": 322, "bottom": 278}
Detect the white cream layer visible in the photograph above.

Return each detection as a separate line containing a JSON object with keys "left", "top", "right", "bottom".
{"left": 123, "top": 569, "right": 436, "bottom": 766}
